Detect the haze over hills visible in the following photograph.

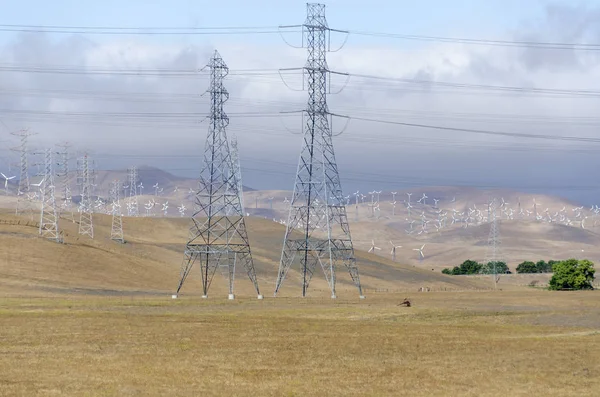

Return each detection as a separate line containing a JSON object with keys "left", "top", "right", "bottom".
{"left": 2, "top": 166, "right": 598, "bottom": 276}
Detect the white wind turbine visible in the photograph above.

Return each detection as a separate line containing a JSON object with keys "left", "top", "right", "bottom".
{"left": 1, "top": 172, "right": 16, "bottom": 193}
{"left": 178, "top": 204, "right": 186, "bottom": 217}
{"left": 138, "top": 182, "right": 144, "bottom": 196}
{"left": 389, "top": 241, "right": 402, "bottom": 261}
{"left": 162, "top": 201, "right": 169, "bottom": 217}
{"left": 368, "top": 239, "right": 381, "bottom": 254}
{"left": 418, "top": 193, "right": 428, "bottom": 206}
{"left": 413, "top": 244, "right": 426, "bottom": 263}
{"left": 391, "top": 192, "right": 397, "bottom": 202}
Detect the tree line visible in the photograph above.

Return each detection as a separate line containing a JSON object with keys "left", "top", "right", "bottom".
{"left": 442, "top": 259, "right": 595, "bottom": 290}
{"left": 442, "top": 260, "right": 509, "bottom": 275}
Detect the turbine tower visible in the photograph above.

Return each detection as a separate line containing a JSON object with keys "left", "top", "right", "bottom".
{"left": 39, "top": 148, "right": 62, "bottom": 243}
{"left": 174, "top": 51, "right": 261, "bottom": 300}
{"left": 275, "top": 3, "right": 363, "bottom": 299}
{"left": 127, "top": 166, "right": 139, "bottom": 217}
{"left": 11, "top": 129, "right": 35, "bottom": 216}
{"left": 110, "top": 179, "right": 124, "bottom": 243}
{"left": 77, "top": 153, "right": 95, "bottom": 238}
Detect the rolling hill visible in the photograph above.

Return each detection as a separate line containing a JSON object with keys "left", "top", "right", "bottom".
{"left": 0, "top": 210, "right": 487, "bottom": 298}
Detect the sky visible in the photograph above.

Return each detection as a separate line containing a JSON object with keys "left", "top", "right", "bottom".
{"left": 1, "top": 0, "right": 600, "bottom": 204}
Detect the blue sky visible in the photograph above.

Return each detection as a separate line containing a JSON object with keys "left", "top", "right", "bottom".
{"left": 0, "top": 0, "right": 551, "bottom": 44}
{"left": 2, "top": 0, "right": 600, "bottom": 204}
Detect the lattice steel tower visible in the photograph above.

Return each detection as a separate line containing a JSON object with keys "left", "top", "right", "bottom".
{"left": 11, "top": 129, "right": 34, "bottom": 216}
{"left": 110, "top": 179, "right": 124, "bottom": 243}
{"left": 174, "top": 51, "right": 261, "bottom": 300}
{"left": 483, "top": 199, "right": 503, "bottom": 288}
{"left": 229, "top": 135, "right": 245, "bottom": 215}
{"left": 77, "top": 153, "right": 95, "bottom": 238}
{"left": 55, "top": 142, "right": 72, "bottom": 216}
{"left": 275, "top": 3, "right": 363, "bottom": 299}
{"left": 39, "top": 148, "right": 62, "bottom": 243}
{"left": 127, "top": 166, "right": 139, "bottom": 217}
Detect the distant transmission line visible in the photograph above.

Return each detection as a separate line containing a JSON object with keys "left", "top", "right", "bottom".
{"left": 0, "top": 24, "right": 293, "bottom": 35}
{"left": 2, "top": 22, "right": 599, "bottom": 50}
{"left": 348, "top": 30, "right": 600, "bottom": 50}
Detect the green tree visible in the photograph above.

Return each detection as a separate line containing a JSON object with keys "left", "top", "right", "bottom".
{"left": 458, "top": 260, "right": 483, "bottom": 275}
{"left": 516, "top": 261, "right": 537, "bottom": 274}
{"left": 536, "top": 260, "right": 553, "bottom": 273}
{"left": 545, "top": 260, "right": 559, "bottom": 273}
{"left": 549, "top": 259, "right": 595, "bottom": 290}
{"left": 442, "top": 260, "right": 482, "bottom": 275}
{"left": 481, "top": 261, "right": 509, "bottom": 275}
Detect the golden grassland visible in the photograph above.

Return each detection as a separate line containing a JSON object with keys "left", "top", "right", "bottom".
{"left": 1, "top": 290, "right": 599, "bottom": 396}
{"left": 0, "top": 210, "right": 599, "bottom": 395}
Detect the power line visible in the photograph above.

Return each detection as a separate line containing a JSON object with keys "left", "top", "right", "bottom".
{"left": 348, "top": 30, "right": 600, "bottom": 51}
{"left": 0, "top": 24, "right": 294, "bottom": 35}
{"left": 348, "top": 116, "right": 600, "bottom": 144}
{"left": 1, "top": 22, "right": 599, "bottom": 51}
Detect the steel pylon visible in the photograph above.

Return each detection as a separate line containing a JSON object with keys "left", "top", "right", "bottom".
{"left": 127, "top": 166, "right": 139, "bottom": 217}
{"left": 11, "top": 129, "right": 34, "bottom": 217}
{"left": 275, "top": 3, "right": 363, "bottom": 299}
{"left": 175, "top": 51, "right": 261, "bottom": 300}
{"left": 229, "top": 135, "right": 245, "bottom": 215}
{"left": 483, "top": 200, "right": 503, "bottom": 288}
{"left": 77, "top": 153, "right": 95, "bottom": 239}
{"left": 110, "top": 180, "right": 125, "bottom": 243}
{"left": 38, "top": 148, "right": 62, "bottom": 243}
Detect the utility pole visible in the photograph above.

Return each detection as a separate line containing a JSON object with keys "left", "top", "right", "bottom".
{"left": 77, "top": 153, "right": 95, "bottom": 238}
{"left": 11, "top": 129, "right": 35, "bottom": 216}
{"left": 127, "top": 166, "right": 139, "bottom": 217}
{"left": 275, "top": 3, "right": 363, "bottom": 299}
{"left": 174, "top": 51, "right": 261, "bottom": 300}
{"left": 39, "top": 148, "right": 62, "bottom": 243}
{"left": 110, "top": 179, "right": 124, "bottom": 243}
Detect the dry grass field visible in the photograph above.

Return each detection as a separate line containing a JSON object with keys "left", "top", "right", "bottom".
{"left": 1, "top": 291, "right": 599, "bottom": 396}
{"left": 0, "top": 208, "right": 599, "bottom": 396}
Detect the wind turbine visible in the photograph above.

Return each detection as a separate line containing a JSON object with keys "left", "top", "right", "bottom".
{"left": 162, "top": 201, "right": 169, "bottom": 216}
{"left": 1, "top": 172, "right": 16, "bottom": 193}
{"left": 368, "top": 240, "right": 381, "bottom": 254}
{"left": 413, "top": 244, "right": 426, "bottom": 263}
{"left": 178, "top": 204, "right": 186, "bottom": 217}
{"left": 389, "top": 241, "right": 402, "bottom": 261}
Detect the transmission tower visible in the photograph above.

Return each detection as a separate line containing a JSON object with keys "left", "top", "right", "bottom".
{"left": 483, "top": 200, "right": 502, "bottom": 289}
{"left": 110, "top": 179, "right": 124, "bottom": 243}
{"left": 174, "top": 51, "right": 261, "bottom": 300}
{"left": 77, "top": 153, "right": 95, "bottom": 238}
{"left": 55, "top": 143, "right": 71, "bottom": 209}
{"left": 38, "top": 148, "right": 62, "bottom": 243}
{"left": 11, "top": 129, "right": 35, "bottom": 216}
{"left": 127, "top": 166, "right": 139, "bottom": 217}
{"left": 229, "top": 135, "right": 245, "bottom": 214}
{"left": 275, "top": 3, "right": 363, "bottom": 299}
